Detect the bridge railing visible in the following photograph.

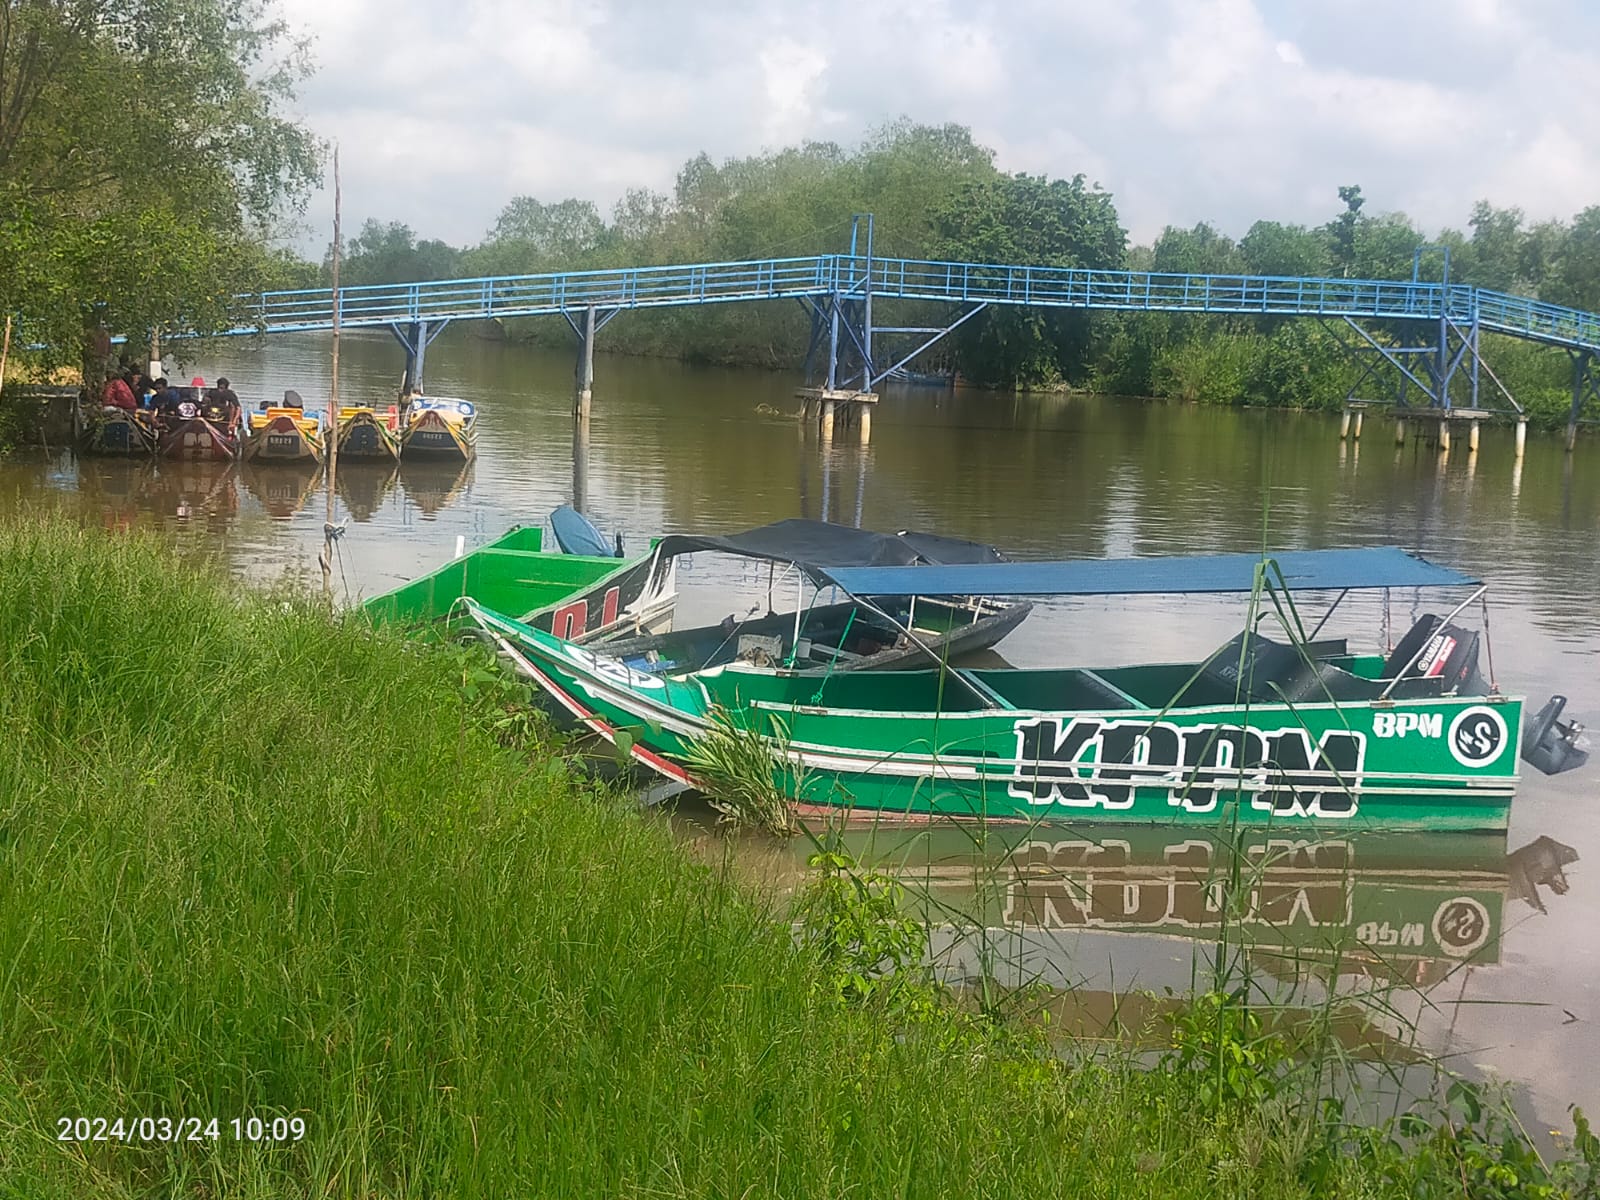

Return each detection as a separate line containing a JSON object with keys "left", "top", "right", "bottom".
{"left": 244, "top": 255, "right": 836, "bottom": 333}
{"left": 232, "top": 253, "right": 1600, "bottom": 358}
{"left": 1472, "top": 287, "right": 1600, "bottom": 351}
{"left": 837, "top": 257, "right": 1465, "bottom": 322}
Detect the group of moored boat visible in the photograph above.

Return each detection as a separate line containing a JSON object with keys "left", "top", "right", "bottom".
{"left": 82, "top": 390, "right": 477, "bottom": 464}
{"left": 363, "top": 507, "right": 1590, "bottom": 835}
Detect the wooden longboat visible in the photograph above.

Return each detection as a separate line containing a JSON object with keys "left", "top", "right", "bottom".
{"left": 81, "top": 407, "right": 157, "bottom": 456}
{"left": 465, "top": 547, "right": 1589, "bottom": 833}
{"left": 337, "top": 405, "right": 401, "bottom": 462}
{"left": 399, "top": 397, "right": 476, "bottom": 462}
{"left": 599, "top": 519, "right": 1032, "bottom": 674}
{"left": 243, "top": 407, "right": 325, "bottom": 464}
{"left": 160, "top": 416, "right": 239, "bottom": 461}
{"left": 599, "top": 595, "right": 1030, "bottom": 674}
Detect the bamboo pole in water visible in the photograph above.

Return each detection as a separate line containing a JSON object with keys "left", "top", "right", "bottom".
{"left": 322, "top": 147, "right": 342, "bottom": 605}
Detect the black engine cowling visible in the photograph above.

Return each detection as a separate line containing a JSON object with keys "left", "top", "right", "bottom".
{"left": 1381, "top": 615, "right": 1485, "bottom": 697}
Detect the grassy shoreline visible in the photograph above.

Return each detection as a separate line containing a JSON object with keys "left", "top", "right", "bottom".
{"left": 0, "top": 518, "right": 1593, "bottom": 1196}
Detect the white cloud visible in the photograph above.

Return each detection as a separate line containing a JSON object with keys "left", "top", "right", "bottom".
{"left": 273, "top": 0, "right": 1600, "bottom": 252}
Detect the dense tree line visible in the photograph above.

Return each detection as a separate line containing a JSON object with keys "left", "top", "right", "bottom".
{"left": 0, "top": 0, "right": 320, "bottom": 384}
{"left": 328, "top": 133, "right": 1600, "bottom": 426}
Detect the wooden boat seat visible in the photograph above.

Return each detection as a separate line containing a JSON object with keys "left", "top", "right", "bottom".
{"left": 1075, "top": 669, "right": 1141, "bottom": 709}
{"left": 808, "top": 642, "right": 864, "bottom": 662}
{"left": 952, "top": 669, "right": 1016, "bottom": 710}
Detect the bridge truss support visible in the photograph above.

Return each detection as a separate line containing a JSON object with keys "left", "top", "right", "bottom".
{"left": 564, "top": 304, "right": 620, "bottom": 420}
{"left": 390, "top": 319, "right": 451, "bottom": 396}
{"left": 1566, "top": 350, "right": 1600, "bottom": 451}
{"left": 795, "top": 215, "right": 997, "bottom": 446}
{"left": 1326, "top": 308, "right": 1524, "bottom": 455}
{"left": 1326, "top": 247, "right": 1530, "bottom": 455}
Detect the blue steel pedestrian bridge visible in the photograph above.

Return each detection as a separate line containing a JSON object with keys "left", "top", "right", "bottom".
{"left": 234, "top": 252, "right": 1600, "bottom": 430}
{"left": 243, "top": 254, "right": 1600, "bottom": 353}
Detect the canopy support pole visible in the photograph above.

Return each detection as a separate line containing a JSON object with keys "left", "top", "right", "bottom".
{"left": 1378, "top": 585, "right": 1488, "bottom": 700}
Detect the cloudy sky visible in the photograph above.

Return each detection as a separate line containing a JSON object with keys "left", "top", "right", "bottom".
{"left": 274, "top": 0, "right": 1600, "bottom": 253}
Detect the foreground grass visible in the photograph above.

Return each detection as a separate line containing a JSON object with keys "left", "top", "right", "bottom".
{"left": 0, "top": 519, "right": 1591, "bottom": 1197}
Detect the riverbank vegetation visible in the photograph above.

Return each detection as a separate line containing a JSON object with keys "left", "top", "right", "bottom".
{"left": 331, "top": 124, "right": 1600, "bottom": 428}
{"left": 3, "top": 516, "right": 1597, "bottom": 1196}
{"left": 0, "top": 0, "right": 320, "bottom": 384}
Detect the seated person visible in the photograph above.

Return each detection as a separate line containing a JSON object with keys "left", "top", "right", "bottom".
{"left": 150, "top": 379, "right": 181, "bottom": 423}
{"left": 202, "top": 376, "right": 240, "bottom": 424}
{"left": 101, "top": 375, "right": 137, "bottom": 412}
{"left": 282, "top": 388, "right": 305, "bottom": 410}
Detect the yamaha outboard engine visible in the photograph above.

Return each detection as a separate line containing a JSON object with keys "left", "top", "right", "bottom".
{"left": 1521, "top": 695, "right": 1589, "bottom": 775}
{"left": 1381, "top": 614, "right": 1486, "bottom": 696}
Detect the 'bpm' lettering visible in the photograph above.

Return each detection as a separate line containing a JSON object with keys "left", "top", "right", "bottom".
{"left": 1008, "top": 717, "right": 1366, "bottom": 818}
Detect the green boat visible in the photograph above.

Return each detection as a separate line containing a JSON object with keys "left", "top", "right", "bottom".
{"left": 362, "top": 522, "right": 677, "bottom": 640}
{"left": 464, "top": 546, "right": 1588, "bottom": 832}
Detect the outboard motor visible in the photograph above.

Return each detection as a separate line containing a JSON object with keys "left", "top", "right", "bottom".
{"left": 1521, "top": 695, "right": 1588, "bottom": 775}
{"left": 1381, "top": 615, "right": 1485, "bottom": 696}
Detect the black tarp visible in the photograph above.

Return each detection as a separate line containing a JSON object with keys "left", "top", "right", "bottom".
{"left": 650, "top": 519, "right": 1007, "bottom": 580}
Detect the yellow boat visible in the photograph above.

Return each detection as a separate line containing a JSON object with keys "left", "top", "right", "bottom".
{"left": 399, "top": 397, "right": 476, "bottom": 462}
{"left": 337, "top": 405, "right": 401, "bottom": 462}
{"left": 243, "top": 406, "right": 325, "bottom": 464}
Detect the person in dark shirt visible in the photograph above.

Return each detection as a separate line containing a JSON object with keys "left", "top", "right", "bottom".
{"left": 212, "top": 377, "right": 240, "bottom": 410}
{"left": 204, "top": 377, "right": 240, "bottom": 424}
{"left": 151, "top": 379, "right": 181, "bottom": 424}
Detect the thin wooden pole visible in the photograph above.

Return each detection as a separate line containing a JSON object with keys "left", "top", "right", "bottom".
{"left": 0, "top": 316, "right": 12, "bottom": 396}
{"left": 322, "top": 146, "right": 343, "bottom": 605}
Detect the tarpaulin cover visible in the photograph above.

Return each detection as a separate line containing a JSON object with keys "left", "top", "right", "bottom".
{"left": 821, "top": 546, "right": 1480, "bottom": 598}
{"left": 650, "top": 519, "right": 1006, "bottom": 578}
{"left": 550, "top": 505, "right": 616, "bottom": 557}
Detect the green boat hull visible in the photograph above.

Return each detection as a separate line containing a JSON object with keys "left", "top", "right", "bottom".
{"left": 364, "top": 525, "right": 675, "bottom": 639}
{"left": 467, "top": 603, "right": 1521, "bottom": 833}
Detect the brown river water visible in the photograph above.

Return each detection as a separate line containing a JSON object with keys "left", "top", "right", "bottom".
{"left": 3, "top": 328, "right": 1597, "bottom": 1129}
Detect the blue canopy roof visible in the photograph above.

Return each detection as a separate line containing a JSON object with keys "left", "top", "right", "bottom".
{"left": 822, "top": 546, "right": 1480, "bottom": 598}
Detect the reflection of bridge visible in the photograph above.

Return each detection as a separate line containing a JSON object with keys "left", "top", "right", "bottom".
{"left": 236, "top": 228, "right": 1600, "bottom": 444}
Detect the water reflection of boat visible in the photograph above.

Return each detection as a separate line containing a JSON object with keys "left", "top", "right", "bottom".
{"left": 150, "top": 460, "right": 239, "bottom": 524}
{"left": 398, "top": 459, "right": 472, "bottom": 517}
{"left": 335, "top": 463, "right": 398, "bottom": 522}
{"left": 74, "top": 457, "right": 155, "bottom": 530}
{"left": 242, "top": 462, "right": 322, "bottom": 519}
{"left": 768, "top": 823, "right": 1576, "bottom": 977}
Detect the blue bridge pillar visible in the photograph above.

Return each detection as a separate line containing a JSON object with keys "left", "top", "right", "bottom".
{"left": 1569, "top": 350, "right": 1599, "bottom": 451}
{"left": 562, "top": 305, "right": 619, "bottom": 421}
{"left": 390, "top": 319, "right": 449, "bottom": 397}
